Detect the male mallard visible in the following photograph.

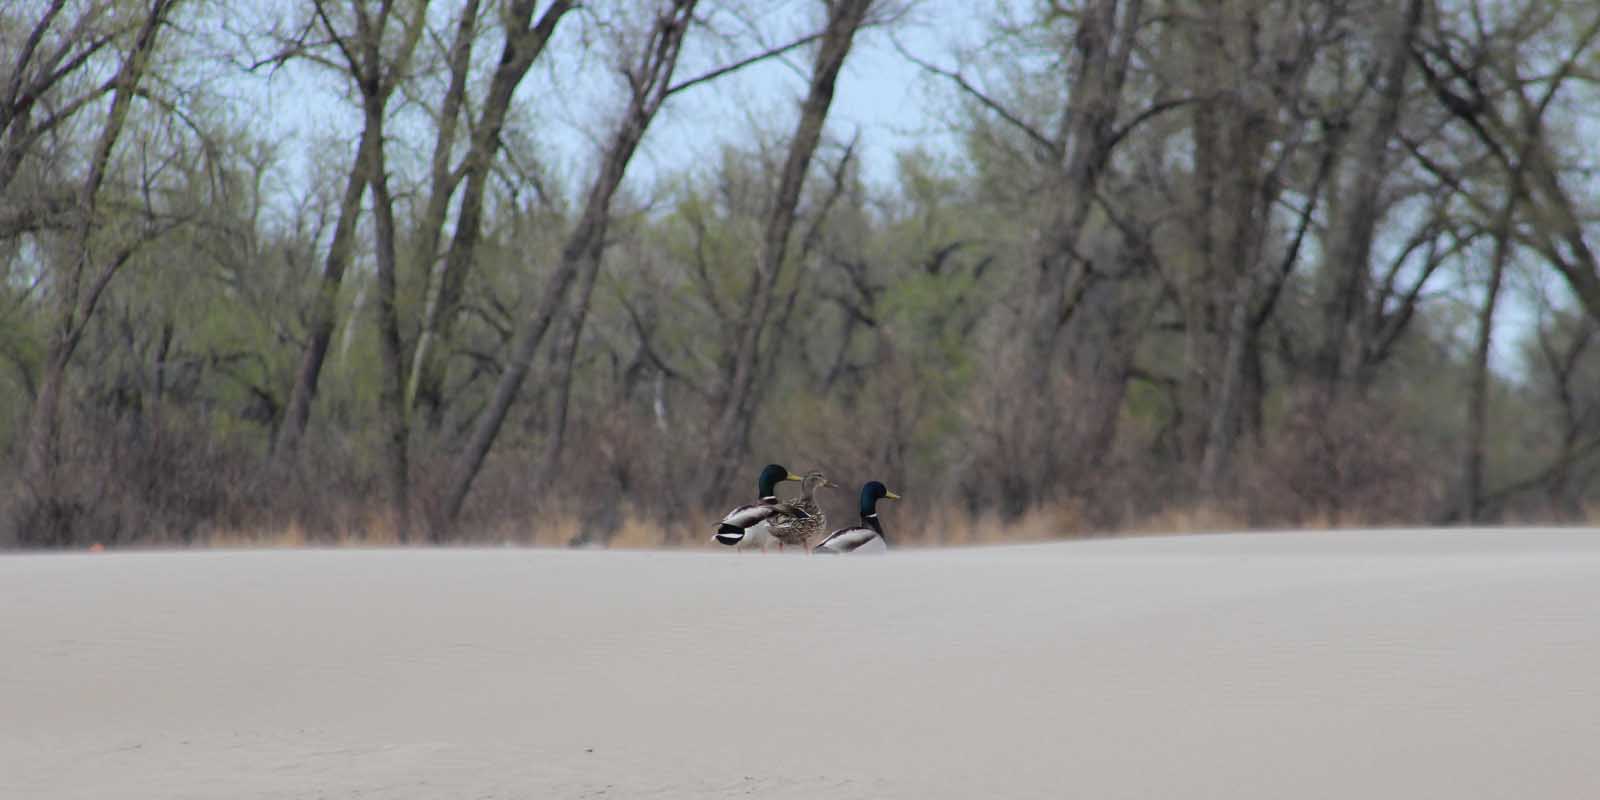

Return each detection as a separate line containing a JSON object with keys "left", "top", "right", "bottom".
{"left": 768, "top": 470, "right": 837, "bottom": 551}
{"left": 713, "top": 464, "right": 808, "bottom": 549}
{"left": 812, "top": 481, "right": 900, "bottom": 554}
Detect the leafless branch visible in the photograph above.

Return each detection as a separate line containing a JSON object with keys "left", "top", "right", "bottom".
{"left": 893, "top": 37, "right": 1061, "bottom": 160}
{"left": 666, "top": 30, "right": 826, "bottom": 96}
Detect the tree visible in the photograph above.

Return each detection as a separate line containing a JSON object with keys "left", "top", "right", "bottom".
{"left": 439, "top": 0, "right": 701, "bottom": 530}
{"left": 704, "top": 0, "right": 878, "bottom": 503}
{"left": 272, "top": 0, "right": 429, "bottom": 540}
{"left": 1413, "top": 0, "right": 1600, "bottom": 520}
{"left": 16, "top": 0, "right": 185, "bottom": 545}
{"left": 1307, "top": 0, "right": 1426, "bottom": 408}
{"left": 406, "top": 0, "right": 573, "bottom": 431}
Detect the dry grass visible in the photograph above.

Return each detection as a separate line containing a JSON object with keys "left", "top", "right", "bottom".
{"left": 202, "top": 520, "right": 312, "bottom": 549}
{"left": 608, "top": 517, "right": 671, "bottom": 549}
{"left": 901, "top": 504, "right": 1089, "bottom": 547}
{"left": 1583, "top": 502, "right": 1600, "bottom": 526}
{"left": 469, "top": 515, "right": 581, "bottom": 548}
{"left": 194, "top": 509, "right": 713, "bottom": 551}
{"left": 84, "top": 495, "right": 1590, "bottom": 554}
{"left": 1126, "top": 504, "right": 1249, "bottom": 536}
{"left": 171, "top": 502, "right": 1196, "bottom": 552}
{"left": 201, "top": 515, "right": 404, "bottom": 548}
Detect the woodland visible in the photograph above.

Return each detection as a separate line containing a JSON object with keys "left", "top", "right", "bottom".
{"left": 2, "top": 0, "right": 1599, "bottom": 548}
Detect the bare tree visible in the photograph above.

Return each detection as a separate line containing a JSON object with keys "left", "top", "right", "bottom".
{"left": 273, "top": 0, "right": 428, "bottom": 539}
{"left": 2, "top": 2, "right": 144, "bottom": 237}
{"left": 406, "top": 0, "right": 574, "bottom": 431}
{"left": 1414, "top": 0, "right": 1600, "bottom": 520}
{"left": 274, "top": 132, "right": 377, "bottom": 458}
{"left": 21, "top": 0, "right": 183, "bottom": 498}
{"left": 1090, "top": 0, "right": 1343, "bottom": 493}
{"left": 1307, "top": 0, "right": 1424, "bottom": 406}
{"left": 1414, "top": 3, "right": 1600, "bottom": 321}
{"left": 705, "top": 0, "right": 877, "bottom": 502}
{"left": 1523, "top": 308, "right": 1600, "bottom": 514}
{"left": 439, "top": 0, "right": 701, "bottom": 530}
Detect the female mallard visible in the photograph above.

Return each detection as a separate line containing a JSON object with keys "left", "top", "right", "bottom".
{"left": 812, "top": 481, "right": 899, "bottom": 554}
{"left": 768, "top": 470, "right": 837, "bottom": 551}
{"left": 713, "top": 464, "right": 808, "bottom": 549}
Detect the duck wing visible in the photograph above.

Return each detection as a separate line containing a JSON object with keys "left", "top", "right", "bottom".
{"left": 718, "top": 503, "right": 778, "bottom": 530}
{"left": 718, "top": 501, "right": 810, "bottom": 529}
{"left": 768, "top": 502, "right": 810, "bottom": 519}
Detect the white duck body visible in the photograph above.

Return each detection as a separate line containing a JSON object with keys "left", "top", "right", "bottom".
{"left": 812, "top": 521, "right": 887, "bottom": 554}
{"left": 812, "top": 481, "right": 899, "bottom": 555}
{"left": 734, "top": 520, "right": 772, "bottom": 552}
{"left": 714, "top": 501, "right": 806, "bottom": 544}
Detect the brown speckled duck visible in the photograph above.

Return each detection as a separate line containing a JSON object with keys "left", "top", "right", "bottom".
{"left": 768, "top": 470, "right": 837, "bottom": 551}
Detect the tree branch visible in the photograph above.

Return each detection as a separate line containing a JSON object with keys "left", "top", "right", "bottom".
{"left": 666, "top": 30, "right": 826, "bottom": 96}
{"left": 894, "top": 37, "right": 1061, "bottom": 159}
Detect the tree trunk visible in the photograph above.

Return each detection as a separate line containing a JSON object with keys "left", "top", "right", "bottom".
{"left": 1461, "top": 195, "right": 1514, "bottom": 523}
{"left": 1178, "top": 1, "right": 1286, "bottom": 485}
{"left": 1029, "top": 0, "right": 1141, "bottom": 365}
{"left": 1309, "top": 0, "right": 1423, "bottom": 404}
{"left": 1460, "top": 112, "right": 1535, "bottom": 521}
{"left": 364, "top": 102, "right": 413, "bottom": 543}
{"left": 532, "top": 246, "right": 602, "bottom": 491}
{"left": 1199, "top": 283, "right": 1255, "bottom": 495}
{"left": 274, "top": 125, "right": 374, "bottom": 458}
{"left": 1179, "top": 8, "right": 1227, "bottom": 471}
{"left": 403, "top": 0, "right": 480, "bottom": 276}
{"left": 395, "top": 0, "right": 481, "bottom": 412}
{"left": 1061, "top": 297, "right": 1142, "bottom": 497}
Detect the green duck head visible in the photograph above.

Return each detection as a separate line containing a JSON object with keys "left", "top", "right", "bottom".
{"left": 757, "top": 464, "right": 802, "bottom": 500}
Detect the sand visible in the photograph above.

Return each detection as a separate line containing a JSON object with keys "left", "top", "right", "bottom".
{"left": 4, "top": 528, "right": 1600, "bottom": 798}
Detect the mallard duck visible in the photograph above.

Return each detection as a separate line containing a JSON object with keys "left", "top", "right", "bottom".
{"left": 812, "top": 480, "right": 899, "bottom": 554}
{"left": 768, "top": 470, "right": 837, "bottom": 551}
{"left": 713, "top": 464, "right": 808, "bottom": 549}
